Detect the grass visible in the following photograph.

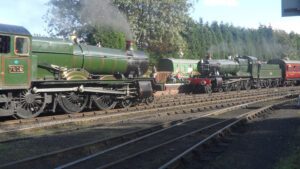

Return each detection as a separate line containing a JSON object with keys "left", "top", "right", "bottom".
{"left": 273, "top": 111, "right": 300, "bottom": 169}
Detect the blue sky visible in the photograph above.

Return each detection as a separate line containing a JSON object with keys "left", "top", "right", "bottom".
{"left": 192, "top": 0, "right": 300, "bottom": 33}
{"left": 0, "top": 0, "right": 299, "bottom": 35}
{"left": 0, "top": 0, "right": 49, "bottom": 35}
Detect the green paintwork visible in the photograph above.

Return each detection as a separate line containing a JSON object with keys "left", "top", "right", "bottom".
{"left": 31, "top": 54, "right": 37, "bottom": 81}
{"left": 218, "top": 60, "right": 240, "bottom": 74}
{"left": 236, "top": 58, "right": 251, "bottom": 76}
{"left": 32, "top": 38, "right": 74, "bottom": 79}
{"left": 32, "top": 37, "right": 129, "bottom": 79}
{"left": 75, "top": 45, "right": 128, "bottom": 74}
{"left": 0, "top": 34, "right": 32, "bottom": 89}
{"left": 3, "top": 57, "right": 30, "bottom": 86}
{"left": 157, "top": 58, "right": 198, "bottom": 75}
{"left": 251, "top": 64, "right": 282, "bottom": 79}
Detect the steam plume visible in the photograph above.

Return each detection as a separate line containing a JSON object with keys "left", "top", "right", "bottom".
{"left": 80, "top": 0, "right": 134, "bottom": 40}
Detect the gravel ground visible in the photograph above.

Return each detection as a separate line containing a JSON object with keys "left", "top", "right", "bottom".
{"left": 187, "top": 101, "right": 300, "bottom": 169}
{"left": 0, "top": 99, "right": 277, "bottom": 164}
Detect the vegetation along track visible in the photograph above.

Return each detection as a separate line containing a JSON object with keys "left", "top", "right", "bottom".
{"left": 0, "top": 87, "right": 297, "bottom": 135}
{"left": 0, "top": 89, "right": 298, "bottom": 169}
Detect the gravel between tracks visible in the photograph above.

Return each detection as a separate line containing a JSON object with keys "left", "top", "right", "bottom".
{"left": 0, "top": 99, "right": 282, "bottom": 165}
{"left": 185, "top": 101, "right": 300, "bottom": 169}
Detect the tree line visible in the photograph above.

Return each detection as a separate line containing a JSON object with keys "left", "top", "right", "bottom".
{"left": 184, "top": 19, "right": 300, "bottom": 61}
{"left": 45, "top": 0, "right": 300, "bottom": 63}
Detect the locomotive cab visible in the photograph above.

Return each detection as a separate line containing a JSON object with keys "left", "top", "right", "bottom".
{"left": 0, "top": 24, "right": 34, "bottom": 89}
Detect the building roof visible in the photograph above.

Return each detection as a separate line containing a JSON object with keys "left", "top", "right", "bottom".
{"left": 242, "top": 56, "right": 258, "bottom": 61}
{"left": 163, "top": 58, "right": 199, "bottom": 64}
{"left": 268, "top": 59, "right": 300, "bottom": 65}
{"left": 0, "top": 23, "right": 31, "bottom": 36}
{"left": 282, "top": 60, "right": 300, "bottom": 64}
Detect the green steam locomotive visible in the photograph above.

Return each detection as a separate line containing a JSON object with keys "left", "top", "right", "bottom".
{"left": 0, "top": 23, "right": 163, "bottom": 119}
{"left": 190, "top": 56, "right": 284, "bottom": 93}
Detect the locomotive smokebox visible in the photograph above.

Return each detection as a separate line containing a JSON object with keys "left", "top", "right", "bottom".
{"left": 126, "top": 40, "right": 134, "bottom": 51}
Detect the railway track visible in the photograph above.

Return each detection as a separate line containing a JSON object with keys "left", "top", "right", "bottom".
{"left": 157, "top": 99, "right": 295, "bottom": 169}
{"left": 0, "top": 91, "right": 284, "bottom": 145}
{"left": 0, "top": 91, "right": 297, "bottom": 169}
{"left": 0, "top": 87, "right": 295, "bottom": 135}
{"left": 59, "top": 99, "right": 296, "bottom": 169}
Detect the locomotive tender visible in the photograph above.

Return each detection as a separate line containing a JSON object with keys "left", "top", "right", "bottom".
{"left": 189, "top": 55, "right": 300, "bottom": 93}
{"left": 0, "top": 23, "right": 163, "bottom": 119}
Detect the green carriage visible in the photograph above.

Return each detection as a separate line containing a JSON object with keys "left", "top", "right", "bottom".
{"left": 156, "top": 58, "right": 198, "bottom": 83}
{"left": 157, "top": 58, "right": 198, "bottom": 75}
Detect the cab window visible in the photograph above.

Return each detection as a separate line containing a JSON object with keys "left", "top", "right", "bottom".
{"left": 15, "top": 37, "right": 29, "bottom": 55}
{"left": 0, "top": 35, "right": 10, "bottom": 53}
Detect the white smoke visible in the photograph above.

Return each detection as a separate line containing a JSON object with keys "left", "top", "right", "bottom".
{"left": 207, "top": 40, "right": 297, "bottom": 60}
{"left": 80, "top": 0, "right": 133, "bottom": 40}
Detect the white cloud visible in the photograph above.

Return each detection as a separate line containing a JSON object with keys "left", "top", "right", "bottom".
{"left": 204, "top": 0, "right": 239, "bottom": 7}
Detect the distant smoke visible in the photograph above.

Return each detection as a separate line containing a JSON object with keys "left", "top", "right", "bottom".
{"left": 207, "top": 42, "right": 247, "bottom": 58}
{"left": 207, "top": 41, "right": 297, "bottom": 60}
{"left": 80, "top": 0, "right": 134, "bottom": 40}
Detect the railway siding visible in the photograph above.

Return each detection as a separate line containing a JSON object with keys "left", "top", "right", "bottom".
{"left": 0, "top": 87, "right": 287, "bottom": 134}
{"left": 0, "top": 93, "right": 297, "bottom": 169}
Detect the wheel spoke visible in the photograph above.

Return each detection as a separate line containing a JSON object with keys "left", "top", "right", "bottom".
{"left": 16, "top": 91, "right": 47, "bottom": 119}
{"left": 93, "top": 95, "right": 117, "bottom": 110}
{"left": 58, "top": 92, "right": 88, "bottom": 114}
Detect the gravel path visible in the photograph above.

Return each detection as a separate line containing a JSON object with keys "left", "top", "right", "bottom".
{"left": 187, "top": 101, "right": 300, "bottom": 169}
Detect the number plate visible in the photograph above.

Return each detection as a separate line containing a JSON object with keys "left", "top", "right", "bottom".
{"left": 9, "top": 65, "right": 24, "bottom": 73}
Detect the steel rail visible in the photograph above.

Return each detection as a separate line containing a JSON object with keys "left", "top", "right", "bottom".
{"left": 0, "top": 89, "right": 284, "bottom": 134}
{"left": 51, "top": 95, "right": 294, "bottom": 169}
{"left": 158, "top": 98, "right": 296, "bottom": 169}
{"left": 0, "top": 94, "right": 291, "bottom": 169}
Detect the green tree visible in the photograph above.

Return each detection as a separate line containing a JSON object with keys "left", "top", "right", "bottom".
{"left": 45, "top": 0, "right": 192, "bottom": 60}
{"left": 85, "top": 26, "right": 126, "bottom": 50}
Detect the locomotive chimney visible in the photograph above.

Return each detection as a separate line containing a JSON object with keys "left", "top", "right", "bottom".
{"left": 126, "top": 40, "right": 134, "bottom": 51}
{"left": 206, "top": 53, "right": 212, "bottom": 60}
